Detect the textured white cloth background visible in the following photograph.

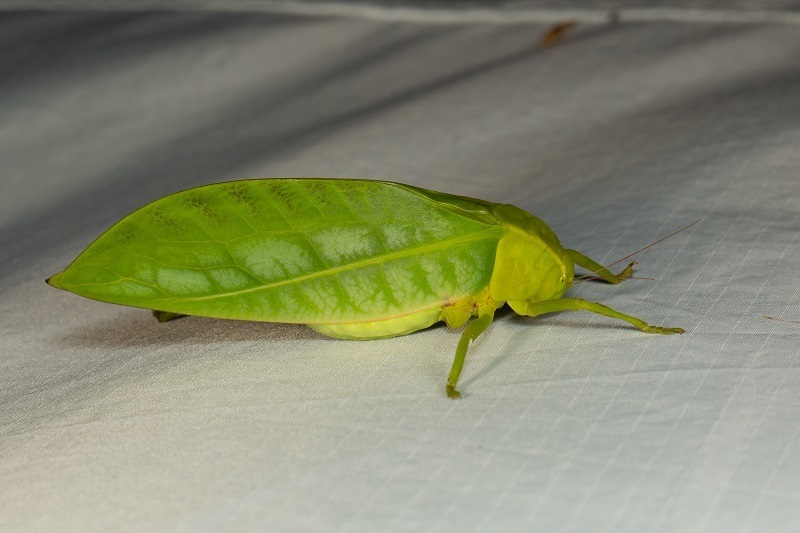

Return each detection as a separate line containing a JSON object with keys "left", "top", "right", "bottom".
{"left": 1, "top": 3, "right": 799, "bottom": 532}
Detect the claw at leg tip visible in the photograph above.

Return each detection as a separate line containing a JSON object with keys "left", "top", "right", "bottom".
{"left": 446, "top": 385, "right": 462, "bottom": 400}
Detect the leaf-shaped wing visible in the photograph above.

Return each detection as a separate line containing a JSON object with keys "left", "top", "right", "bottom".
{"left": 49, "top": 179, "right": 505, "bottom": 324}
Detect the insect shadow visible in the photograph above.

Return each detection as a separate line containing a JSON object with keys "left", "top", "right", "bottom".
{"left": 53, "top": 310, "right": 457, "bottom": 352}
{"left": 53, "top": 311, "right": 320, "bottom": 350}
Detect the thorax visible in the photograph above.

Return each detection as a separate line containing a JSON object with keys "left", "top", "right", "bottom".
{"left": 487, "top": 204, "right": 572, "bottom": 304}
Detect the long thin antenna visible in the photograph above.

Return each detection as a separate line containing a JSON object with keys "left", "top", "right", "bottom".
{"left": 572, "top": 218, "right": 701, "bottom": 284}
{"left": 603, "top": 219, "right": 701, "bottom": 270}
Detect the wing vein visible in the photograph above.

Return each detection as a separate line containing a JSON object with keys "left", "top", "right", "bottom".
{"left": 156, "top": 228, "right": 502, "bottom": 303}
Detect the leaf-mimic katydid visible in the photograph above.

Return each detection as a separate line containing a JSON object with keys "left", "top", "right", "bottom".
{"left": 47, "top": 179, "right": 683, "bottom": 398}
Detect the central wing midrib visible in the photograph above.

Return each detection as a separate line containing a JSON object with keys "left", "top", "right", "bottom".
{"left": 158, "top": 227, "right": 503, "bottom": 303}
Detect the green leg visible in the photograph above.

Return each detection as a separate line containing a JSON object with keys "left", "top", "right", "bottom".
{"left": 565, "top": 249, "right": 635, "bottom": 284}
{"left": 518, "top": 298, "right": 684, "bottom": 334}
{"left": 152, "top": 310, "right": 186, "bottom": 323}
{"left": 446, "top": 313, "right": 494, "bottom": 400}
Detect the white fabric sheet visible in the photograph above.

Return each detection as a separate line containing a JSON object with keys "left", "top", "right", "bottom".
{"left": 1, "top": 8, "right": 799, "bottom": 532}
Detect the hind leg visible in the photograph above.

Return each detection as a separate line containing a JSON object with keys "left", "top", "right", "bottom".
{"left": 152, "top": 310, "right": 186, "bottom": 323}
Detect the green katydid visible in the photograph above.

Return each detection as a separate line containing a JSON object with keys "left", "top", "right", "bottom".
{"left": 47, "top": 179, "right": 684, "bottom": 398}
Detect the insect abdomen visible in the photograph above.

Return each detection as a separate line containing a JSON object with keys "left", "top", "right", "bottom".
{"left": 308, "top": 306, "right": 444, "bottom": 340}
